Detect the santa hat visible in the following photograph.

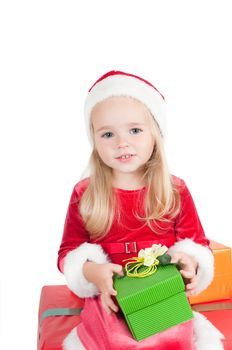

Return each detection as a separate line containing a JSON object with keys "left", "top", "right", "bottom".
{"left": 84, "top": 70, "right": 166, "bottom": 144}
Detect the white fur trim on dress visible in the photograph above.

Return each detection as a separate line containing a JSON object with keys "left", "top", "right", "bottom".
{"left": 168, "top": 238, "right": 214, "bottom": 294}
{"left": 63, "top": 327, "right": 86, "bottom": 350}
{"left": 63, "top": 242, "right": 109, "bottom": 298}
{"left": 63, "top": 313, "right": 225, "bottom": 350}
{"left": 193, "top": 311, "right": 225, "bottom": 350}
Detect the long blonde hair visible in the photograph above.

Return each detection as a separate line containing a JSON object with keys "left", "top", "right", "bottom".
{"left": 79, "top": 97, "right": 181, "bottom": 239}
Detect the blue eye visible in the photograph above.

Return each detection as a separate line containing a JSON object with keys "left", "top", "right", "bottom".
{"left": 102, "top": 132, "right": 113, "bottom": 138}
{"left": 130, "top": 128, "right": 142, "bottom": 134}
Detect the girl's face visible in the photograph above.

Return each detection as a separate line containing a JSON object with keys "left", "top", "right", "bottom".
{"left": 91, "top": 96, "right": 155, "bottom": 186}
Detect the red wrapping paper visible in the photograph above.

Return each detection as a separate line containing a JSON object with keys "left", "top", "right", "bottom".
{"left": 193, "top": 298, "right": 232, "bottom": 350}
{"left": 37, "top": 285, "right": 84, "bottom": 350}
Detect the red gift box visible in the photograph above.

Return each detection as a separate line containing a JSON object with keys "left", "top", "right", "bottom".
{"left": 37, "top": 285, "right": 84, "bottom": 350}
{"left": 192, "top": 299, "right": 232, "bottom": 350}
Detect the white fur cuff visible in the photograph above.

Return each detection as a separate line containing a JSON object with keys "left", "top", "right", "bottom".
{"left": 63, "top": 243, "right": 109, "bottom": 298}
{"left": 168, "top": 239, "right": 214, "bottom": 294}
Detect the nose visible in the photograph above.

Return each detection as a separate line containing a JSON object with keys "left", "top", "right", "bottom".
{"left": 116, "top": 135, "right": 129, "bottom": 149}
{"left": 118, "top": 142, "right": 129, "bottom": 149}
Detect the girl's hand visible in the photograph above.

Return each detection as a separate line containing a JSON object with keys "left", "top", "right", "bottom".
{"left": 170, "top": 252, "right": 198, "bottom": 296}
{"left": 83, "top": 261, "right": 124, "bottom": 314}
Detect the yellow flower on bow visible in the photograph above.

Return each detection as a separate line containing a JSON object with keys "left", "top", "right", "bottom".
{"left": 123, "top": 244, "right": 170, "bottom": 278}
{"left": 138, "top": 244, "right": 168, "bottom": 266}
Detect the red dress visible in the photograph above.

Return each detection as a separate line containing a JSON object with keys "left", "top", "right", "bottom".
{"left": 58, "top": 176, "right": 211, "bottom": 349}
{"left": 58, "top": 175, "right": 209, "bottom": 269}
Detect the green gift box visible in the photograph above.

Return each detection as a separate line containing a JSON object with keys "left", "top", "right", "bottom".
{"left": 113, "top": 264, "right": 193, "bottom": 341}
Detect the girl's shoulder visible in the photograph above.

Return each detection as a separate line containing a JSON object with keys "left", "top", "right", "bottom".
{"left": 171, "top": 174, "right": 187, "bottom": 192}
{"left": 73, "top": 177, "right": 90, "bottom": 198}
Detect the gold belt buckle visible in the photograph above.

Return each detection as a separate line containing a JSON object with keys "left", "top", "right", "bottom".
{"left": 125, "top": 242, "right": 137, "bottom": 254}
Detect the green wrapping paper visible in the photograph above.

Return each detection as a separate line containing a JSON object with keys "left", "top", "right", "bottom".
{"left": 113, "top": 264, "right": 193, "bottom": 341}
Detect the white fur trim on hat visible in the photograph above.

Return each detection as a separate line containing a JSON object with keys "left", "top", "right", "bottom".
{"left": 168, "top": 238, "right": 214, "bottom": 294}
{"left": 84, "top": 71, "right": 166, "bottom": 144}
{"left": 193, "top": 311, "right": 225, "bottom": 350}
{"left": 63, "top": 242, "right": 109, "bottom": 298}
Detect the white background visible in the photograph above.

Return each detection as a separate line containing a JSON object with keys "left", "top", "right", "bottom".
{"left": 0, "top": 1, "right": 231, "bottom": 349}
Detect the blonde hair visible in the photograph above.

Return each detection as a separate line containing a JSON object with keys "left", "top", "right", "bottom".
{"left": 79, "top": 97, "right": 181, "bottom": 239}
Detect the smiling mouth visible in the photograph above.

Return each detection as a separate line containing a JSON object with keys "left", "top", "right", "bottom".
{"left": 116, "top": 154, "right": 135, "bottom": 159}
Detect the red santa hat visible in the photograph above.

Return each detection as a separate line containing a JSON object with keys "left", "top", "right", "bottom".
{"left": 84, "top": 70, "right": 166, "bottom": 144}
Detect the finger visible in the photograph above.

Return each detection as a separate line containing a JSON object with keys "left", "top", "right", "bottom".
{"left": 109, "top": 286, "right": 117, "bottom": 296}
{"left": 100, "top": 295, "right": 112, "bottom": 315}
{"left": 177, "top": 255, "right": 191, "bottom": 268}
{"left": 179, "top": 255, "right": 198, "bottom": 273}
{"left": 170, "top": 253, "right": 182, "bottom": 264}
{"left": 171, "top": 254, "right": 193, "bottom": 270}
{"left": 110, "top": 264, "right": 124, "bottom": 276}
{"left": 186, "top": 284, "right": 197, "bottom": 292}
{"left": 186, "top": 289, "right": 196, "bottom": 297}
{"left": 189, "top": 275, "right": 198, "bottom": 284}
{"left": 117, "top": 270, "right": 124, "bottom": 276}
{"left": 171, "top": 254, "right": 188, "bottom": 269}
{"left": 104, "top": 278, "right": 118, "bottom": 296}
{"left": 104, "top": 294, "right": 119, "bottom": 313}
{"left": 186, "top": 279, "right": 198, "bottom": 291}
{"left": 180, "top": 269, "right": 195, "bottom": 279}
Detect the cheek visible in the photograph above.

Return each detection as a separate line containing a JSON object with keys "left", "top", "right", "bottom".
{"left": 94, "top": 137, "right": 103, "bottom": 151}
{"left": 95, "top": 142, "right": 111, "bottom": 160}
{"left": 143, "top": 138, "right": 155, "bottom": 159}
{"left": 140, "top": 135, "right": 155, "bottom": 150}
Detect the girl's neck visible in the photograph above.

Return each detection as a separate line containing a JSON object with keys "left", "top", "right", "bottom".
{"left": 112, "top": 174, "right": 145, "bottom": 191}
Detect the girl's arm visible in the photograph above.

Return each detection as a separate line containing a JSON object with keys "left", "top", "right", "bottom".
{"left": 168, "top": 180, "right": 214, "bottom": 295}
{"left": 58, "top": 183, "right": 110, "bottom": 298}
{"left": 57, "top": 185, "right": 90, "bottom": 273}
{"left": 83, "top": 261, "right": 124, "bottom": 314}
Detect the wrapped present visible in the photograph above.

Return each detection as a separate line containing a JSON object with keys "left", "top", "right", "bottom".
{"left": 192, "top": 298, "right": 232, "bottom": 350}
{"left": 189, "top": 240, "right": 232, "bottom": 305}
{"left": 113, "top": 245, "right": 193, "bottom": 341}
{"left": 37, "top": 285, "right": 84, "bottom": 350}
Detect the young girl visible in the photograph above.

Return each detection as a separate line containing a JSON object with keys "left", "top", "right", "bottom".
{"left": 58, "top": 70, "right": 224, "bottom": 349}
